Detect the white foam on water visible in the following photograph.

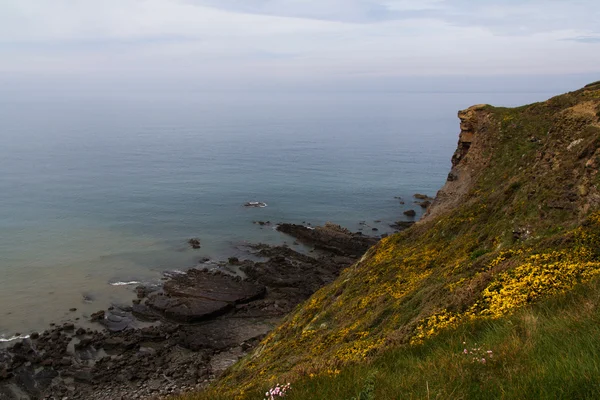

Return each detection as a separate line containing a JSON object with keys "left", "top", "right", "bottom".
{"left": 109, "top": 281, "right": 141, "bottom": 286}
{"left": 163, "top": 270, "right": 186, "bottom": 278}
{"left": 0, "top": 334, "right": 30, "bottom": 343}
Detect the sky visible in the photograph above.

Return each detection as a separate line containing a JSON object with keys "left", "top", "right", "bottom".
{"left": 1, "top": 0, "right": 599, "bottom": 92}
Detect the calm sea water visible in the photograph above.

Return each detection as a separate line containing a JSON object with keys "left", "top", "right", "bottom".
{"left": 0, "top": 91, "right": 551, "bottom": 337}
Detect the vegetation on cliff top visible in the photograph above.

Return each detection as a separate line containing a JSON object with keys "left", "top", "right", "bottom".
{"left": 179, "top": 83, "right": 600, "bottom": 399}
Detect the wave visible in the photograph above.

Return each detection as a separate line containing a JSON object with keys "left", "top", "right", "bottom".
{"left": 109, "top": 281, "right": 141, "bottom": 286}
{"left": 0, "top": 334, "right": 30, "bottom": 343}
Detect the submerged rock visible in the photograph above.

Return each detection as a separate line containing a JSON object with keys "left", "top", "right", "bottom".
{"left": 243, "top": 201, "right": 267, "bottom": 208}
{"left": 403, "top": 209, "right": 416, "bottom": 217}
{"left": 188, "top": 238, "right": 201, "bottom": 249}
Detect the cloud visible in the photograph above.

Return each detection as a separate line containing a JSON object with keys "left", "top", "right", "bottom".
{"left": 0, "top": 0, "right": 598, "bottom": 85}
{"left": 563, "top": 36, "right": 600, "bottom": 44}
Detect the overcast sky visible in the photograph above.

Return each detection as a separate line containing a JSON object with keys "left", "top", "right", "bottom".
{"left": 1, "top": 0, "right": 599, "bottom": 91}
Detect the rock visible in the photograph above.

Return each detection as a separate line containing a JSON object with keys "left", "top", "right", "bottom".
{"left": 102, "top": 338, "right": 125, "bottom": 350}
{"left": 162, "top": 269, "right": 266, "bottom": 304}
{"left": 0, "top": 367, "right": 11, "bottom": 380}
{"left": 417, "top": 200, "right": 432, "bottom": 209}
{"left": 276, "top": 222, "right": 377, "bottom": 257}
{"left": 390, "top": 221, "right": 415, "bottom": 231}
{"left": 404, "top": 210, "right": 416, "bottom": 217}
{"left": 135, "top": 285, "right": 158, "bottom": 299}
{"left": 69, "top": 308, "right": 77, "bottom": 312}
{"left": 63, "top": 323, "right": 75, "bottom": 331}
{"left": 75, "top": 338, "right": 93, "bottom": 350}
{"left": 73, "top": 370, "right": 94, "bottom": 384}
{"left": 243, "top": 202, "right": 267, "bottom": 208}
{"left": 90, "top": 310, "right": 105, "bottom": 322}
{"left": 228, "top": 257, "right": 239, "bottom": 265}
{"left": 414, "top": 193, "right": 432, "bottom": 200}
{"left": 187, "top": 238, "right": 201, "bottom": 249}
{"left": 131, "top": 304, "right": 160, "bottom": 321}
{"left": 75, "top": 328, "right": 86, "bottom": 336}
{"left": 253, "top": 221, "right": 271, "bottom": 226}
{"left": 146, "top": 294, "right": 232, "bottom": 323}
{"left": 30, "top": 332, "right": 40, "bottom": 340}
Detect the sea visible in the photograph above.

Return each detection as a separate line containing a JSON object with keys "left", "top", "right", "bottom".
{"left": 0, "top": 90, "right": 553, "bottom": 338}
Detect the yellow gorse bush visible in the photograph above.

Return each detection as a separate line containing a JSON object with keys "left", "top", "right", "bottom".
{"left": 412, "top": 212, "right": 600, "bottom": 344}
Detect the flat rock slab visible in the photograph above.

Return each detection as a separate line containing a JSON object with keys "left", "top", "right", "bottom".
{"left": 277, "top": 222, "right": 377, "bottom": 257}
{"left": 146, "top": 270, "right": 266, "bottom": 323}
{"left": 146, "top": 294, "right": 232, "bottom": 323}
{"left": 163, "top": 269, "right": 266, "bottom": 304}
{"left": 178, "top": 317, "right": 276, "bottom": 351}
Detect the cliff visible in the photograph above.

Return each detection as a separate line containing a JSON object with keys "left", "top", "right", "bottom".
{"left": 185, "top": 82, "right": 600, "bottom": 399}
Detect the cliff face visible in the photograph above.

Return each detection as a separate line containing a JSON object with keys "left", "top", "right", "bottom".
{"left": 424, "top": 104, "right": 491, "bottom": 221}
{"left": 201, "top": 83, "right": 600, "bottom": 398}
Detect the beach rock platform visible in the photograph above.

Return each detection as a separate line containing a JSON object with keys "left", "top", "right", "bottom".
{"left": 0, "top": 221, "right": 379, "bottom": 400}
{"left": 276, "top": 222, "right": 377, "bottom": 257}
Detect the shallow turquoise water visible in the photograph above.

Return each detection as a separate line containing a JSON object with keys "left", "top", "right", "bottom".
{"left": 0, "top": 91, "right": 551, "bottom": 336}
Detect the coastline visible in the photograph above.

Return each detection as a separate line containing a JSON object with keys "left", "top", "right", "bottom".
{"left": 0, "top": 218, "right": 417, "bottom": 400}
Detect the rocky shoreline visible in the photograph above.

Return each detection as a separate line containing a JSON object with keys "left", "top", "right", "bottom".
{"left": 0, "top": 221, "right": 397, "bottom": 400}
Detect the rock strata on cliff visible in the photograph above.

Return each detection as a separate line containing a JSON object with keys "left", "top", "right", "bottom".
{"left": 425, "top": 104, "right": 491, "bottom": 221}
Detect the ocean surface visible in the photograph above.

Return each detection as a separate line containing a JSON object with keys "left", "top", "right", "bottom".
{"left": 0, "top": 90, "right": 553, "bottom": 338}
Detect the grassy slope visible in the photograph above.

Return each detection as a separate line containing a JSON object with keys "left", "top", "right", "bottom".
{"left": 180, "top": 83, "right": 600, "bottom": 399}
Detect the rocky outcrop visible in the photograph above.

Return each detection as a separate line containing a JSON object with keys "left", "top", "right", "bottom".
{"left": 145, "top": 271, "right": 266, "bottom": 323}
{"left": 0, "top": 221, "right": 376, "bottom": 400}
{"left": 423, "top": 104, "right": 491, "bottom": 221}
{"left": 276, "top": 222, "right": 377, "bottom": 257}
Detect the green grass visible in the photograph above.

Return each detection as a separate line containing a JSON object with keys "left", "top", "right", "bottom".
{"left": 175, "top": 84, "right": 600, "bottom": 399}
{"left": 180, "top": 278, "right": 600, "bottom": 400}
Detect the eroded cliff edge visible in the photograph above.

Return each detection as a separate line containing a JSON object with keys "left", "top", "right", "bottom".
{"left": 203, "top": 82, "right": 600, "bottom": 398}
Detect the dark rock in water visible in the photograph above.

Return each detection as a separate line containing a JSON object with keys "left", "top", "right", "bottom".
{"left": 414, "top": 193, "right": 433, "bottom": 200}
{"left": 135, "top": 285, "right": 159, "bottom": 299}
{"left": 276, "top": 222, "right": 377, "bottom": 257}
{"left": 69, "top": 308, "right": 77, "bottom": 312}
{"left": 99, "top": 307, "right": 136, "bottom": 332}
{"left": 82, "top": 294, "right": 94, "bottom": 303}
{"left": 390, "top": 221, "right": 416, "bottom": 231}
{"left": 62, "top": 323, "right": 75, "bottom": 331}
{"left": 243, "top": 201, "right": 267, "bottom": 208}
{"left": 254, "top": 221, "right": 271, "bottom": 226}
{"left": 90, "top": 310, "right": 105, "bottom": 322}
{"left": 372, "top": 228, "right": 379, "bottom": 231}
{"left": 228, "top": 257, "right": 239, "bottom": 265}
{"left": 417, "top": 200, "right": 432, "bottom": 209}
{"left": 187, "top": 238, "right": 201, "bottom": 249}
{"left": 403, "top": 209, "right": 416, "bottom": 217}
